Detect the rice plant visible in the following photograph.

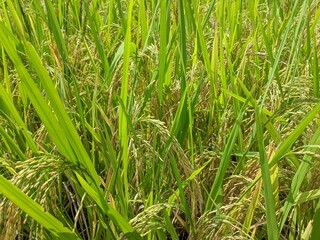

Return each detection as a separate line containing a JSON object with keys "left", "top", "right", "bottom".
{"left": 1, "top": 0, "right": 320, "bottom": 239}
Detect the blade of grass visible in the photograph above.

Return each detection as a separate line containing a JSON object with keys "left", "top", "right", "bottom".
{"left": 0, "top": 23, "right": 100, "bottom": 186}
{"left": 5, "top": 0, "right": 26, "bottom": 39}
{"left": 254, "top": 106, "right": 278, "bottom": 240}
{"left": 43, "top": 0, "right": 68, "bottom": 63}
{"left": 83, "top": 0, "right": 110, "bottom": 79}
{"left": 190, "top": 0, "right": 217, "bottom": 136}
{"left": 24, "top": 42, "right": 100, "bottom": 186}
{"left": 0, "top": 174, "right": 79, "bottom": 239}
{"left": 313, "top": 34, "right": 319, "bottom": 98}
{"left": 269, "top": 102, "right": 320, "bottom": 168}
{"left": 0, "top": 124, "right": 26, "bottom": 160}
{"left": 75, "top": 173, "right": 142, "bottom": 240}
{"left": 139, "top": 0, "right": 148, "bottom": 47}
{"left": 118, "top": 0, "right": 134, "bottom": 216}
{"left": 0, "top": 83, "right": 38, "bottom": 154}
{"left": 295, "top": 189, "right": 320, "bottom": 205}
{"left": 205, "top": 100, "right": 248, "bottom": 211}
{"left": 310, "top": 199, "right": 320, "bottom": 240}
{"left": 259, "top": 0, "right": 301, "bottom": 106}
{"left": 158, "top": 0, "right": 168, "bottom": 104}
{"left": 279, "top": 125, "right": 320, "bottom": 232}
{"left": 242, "top": 180, "right": 262, "bottom": 235}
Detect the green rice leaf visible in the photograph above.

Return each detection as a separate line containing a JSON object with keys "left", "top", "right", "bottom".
{"left": 0, "top": 174, "right": 79, "bottom": 239}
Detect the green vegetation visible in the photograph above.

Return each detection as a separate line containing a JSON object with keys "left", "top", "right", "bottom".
{"left": 1, "top": 0, "right": 320, "bottom": 239}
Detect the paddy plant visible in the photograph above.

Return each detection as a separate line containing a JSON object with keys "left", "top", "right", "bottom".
{"left": 1, "top": 0, "right": 320, "bottom": 239}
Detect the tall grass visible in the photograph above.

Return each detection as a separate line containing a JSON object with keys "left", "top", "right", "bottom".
{"left": 1, "top": 0, "right": 320, "bottom": 239}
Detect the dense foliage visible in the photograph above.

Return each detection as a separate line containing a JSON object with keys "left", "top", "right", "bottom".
{"left": 1, "top": 0, "right": 320, "bottom": 239}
